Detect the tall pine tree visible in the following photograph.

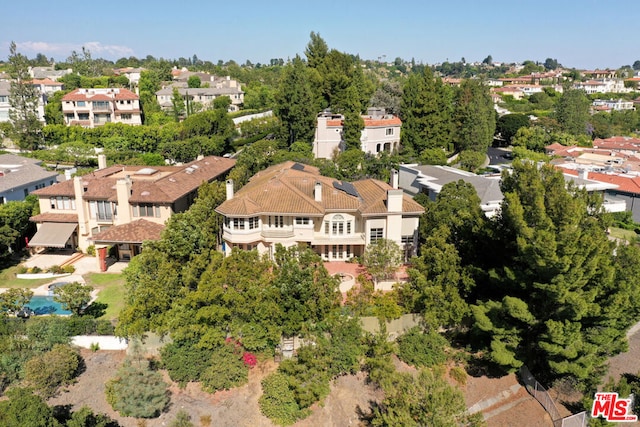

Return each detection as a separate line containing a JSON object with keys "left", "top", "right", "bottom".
{"left": 452, "top": 79, "right": 495, "bottom": 153}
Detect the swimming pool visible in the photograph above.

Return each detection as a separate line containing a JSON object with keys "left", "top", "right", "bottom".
{"left": 25, "top": 296, "right": 71, "bottom": 315}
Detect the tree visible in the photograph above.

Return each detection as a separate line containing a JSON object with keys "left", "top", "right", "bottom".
{"left": 400, "top": 68, "right": 453, "bottom": 157}
{"left": 511, "top": 126, "right": 549, "bottom": 152}
{"left": 274, "top": 56, "right": 317, "bottom": 146}
{"left": 0, "top": 387, "right": 60, "bottom": 427}
{"left": 24, "top": 344, "right": 81, "bottom": 398}
{"left": 482, "top": 55, "right": 493, "bottom": 65}
{"left": 341, "top": 85, "right": 364, "bottom": 151}
{"left": 471, "top": 161, "right": 638, "bottom": 386}
{"left": 8, "top": 41, "right": 43, "bottom": 150}
{"left": 187, "top": 75, "right": 201, "bottom": 88}
{"left": 105, "top": 356, "right": 169, "bottom": 418}
{"left": 544, "top": 58, "right": 559, "bottom": 70}
{"left": 555, "top": 88, "right": 590, "bottom": 136}
{"left": 170, "top": 87, "right": 185, "bottom": 122}
{"left": 260, "top": 372, "right": 304, "bottom": 426}
{"left": 369, "top": 80, "right": 402, "bottom": 116}
{"left": 0, "top": 288, "right": 33, "bottom": 315}
{"left": 304, "top": 31, "right": 328, "bottom": 69}
{"left": 496, "top": 114, "right": 531, "bottom": 144}
{"left": 53, "top": 282, "right": 93, "bottom": 316}
{"left": 633, "top": 60, "right": 640, "bottom": 71}
{"left": 452, "top": 79, "right": 496, "bottom": 152}
{"left": 362, "top": 238, "right": 402, "bottom": 285}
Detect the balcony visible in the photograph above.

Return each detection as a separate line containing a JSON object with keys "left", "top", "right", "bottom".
{"left": 261, "top": 227, "right": 294, "bottom": 239}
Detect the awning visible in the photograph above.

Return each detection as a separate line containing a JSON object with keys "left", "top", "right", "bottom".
{"left": 28, "top": 222, "right": 77, "bottom": 248}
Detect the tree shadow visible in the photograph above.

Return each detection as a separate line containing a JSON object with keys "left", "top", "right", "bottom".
{"left": 83, "top": 302, "right": 107, "bottom": 318}
{"left": 355, "top": 400, "right": 379, "bottom": 425}
{"left": 465, "top": 355, "right": 509, "bottom": 379}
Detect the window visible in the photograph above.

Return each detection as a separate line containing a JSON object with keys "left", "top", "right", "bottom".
{"left": 248, "top": 217, "right": 260, "bottom": 229}
{"left": 92, "top": 101, "right": 110, "bottom": 109}
{"left": 224, "top": 217, "right": 231, "bottom": 227}
{"left": 370, "top": 228, "right": 384, "bottom": 242}
{"left": 78, "top": 113, "right": 89, "bottom": 121}
{"left": 50, "top": 196, "right": 76, "bottom": 210}
{"left": 133, "top": 203, "right": 160, "bottom": 218}
{"left": 269, "top": 215, "right": 284, "bottom": 228}
{"left": 0, "top": 96, "right": 7, "bottom": 103}
{"left": 295, "top": 217, "right": 310, "bottom": 225}
{"left": 93, "top": 201, "right": 113, "bottom": 220}
{"left": 35, "top": 183, "right": 45, "bottom": 190}
{"left": 401, "top": 236, "right": 414, "bottom": 246}
{"left": 386, "top": 128, "right": 394, "bottom": 136}
{"left": 77, "top": 101, "right": 85, "bottom": 107}
{"left": 233, "top": 218, "right": 245, "bottom": 230}
{"left": 326, "top": 214, "right": 350, "bottom": 236}
{"left": 121, "top": 114, "right": 132, "bottom": 120}
{"left": 324, "top": 245, "right": 329, "bottom": 259}
{"left": 23, "top": 189, "right": 29, "bottom": 197}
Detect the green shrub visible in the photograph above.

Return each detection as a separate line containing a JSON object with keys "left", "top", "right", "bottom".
{"left": 200, "top": 343, "right": 248, "bottom": 392}
{"left": 90, "top": 342, "right": 100, "bottom": 352}
{"left": 29, "top": 266, "right": 41, "bottom": 274}
{"left": 397, "top": 327, "right": 448, "bottom": 368}
{"left": 62, "top": 264, "right": 76, "bottom": 274}
{"left": 168, "top": 410, "right": 194, "bottom": 427}
{"left": 259, "top": 372, "right": 306, "bottom": 426}
{"left": 24, "top": 344, "right": 82, "bottom": 398}
{"left": 48, "top": 265, "right": 64, "bottom": 274}
{"left": 16, "top": 265, "right": 27, "bottom": 274}
{"left": 105, "top": 358, "right": 169, "bottom": 418}
{"left": 160, "top": 340, "right": 213, "bottom": 387}
{"left": 86, "top": 245, "right": 96, "bottom": 257}
{"left": 449, "top": 366, "right": 467, "bottom": 385}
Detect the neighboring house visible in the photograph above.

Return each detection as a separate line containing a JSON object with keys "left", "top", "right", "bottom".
{"left": 0, "top": 154, "right": 59, "bottom": 204}
{"left": 313, "top": 108, "right": 402, "bottom": 159}
{"left": 113, "top": 67, "right": 145, "bottom": 86}
{"left": 28, "top": 66, "right": 72, "bottom": 81}
{"left": 0, "top": 80, "right": 49, "bottom": 123}
{"left": 582, "top": 69, "right": 617, "bottom": 80}
{"left": 215, "top": 161, "right": 424, "bottom": 262}
{"left": 592, "top": 99, "right": 635, "bottom": 112}
{"left": 573, "top": 79, "right": 628, "bottom": 94}
{"left": 61, "top": 88, "right": 142, "bottom": 128}
{"left": 399, "top": 164, "right": 504, "bottom": 217}
{"left": 156, "top": 76, "right": 245, "bottom": 112}
{"left": 29, "top": 155, "right": 236, "bottom": 259}
{"left": 400, "top": 163, "right": 625, "bottom": 218}
{"left": 0, "top": 81, "right": 9, "bottom": 122}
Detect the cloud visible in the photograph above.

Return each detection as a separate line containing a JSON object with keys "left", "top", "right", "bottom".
{"left": 14, "top": 41, "right": 135, "bottom": 59}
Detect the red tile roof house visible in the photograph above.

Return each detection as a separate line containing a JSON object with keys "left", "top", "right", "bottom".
{"left": 215, "top": 161, "right": 424, "bottom": 264}
{"left": 313, "top": 108, "right": 402, "bottom": 159}
{"left": 29, "top": 155, "right": 235, "bottom": 261}
{"left": 61, "top": 88, "right": 142, "bottom": 128}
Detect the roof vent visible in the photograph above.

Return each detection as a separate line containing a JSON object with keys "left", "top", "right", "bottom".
{"left": 185, "top": 167, "right": 194, "bottom": 174}
{"left": 141, "top": 191, "right": 150, "bottom": 196}
{"left": 135, "top": 168, "right": 158, "bottom": 175}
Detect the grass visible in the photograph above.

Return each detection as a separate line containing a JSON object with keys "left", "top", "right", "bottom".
{"left": 83, "top": 272, "right": 126, "bottom": 321}
{"left": 0, "top": 265, "right": 56, "bottom": 289}
{"left": 609, "top": 226, "right": 638, "bottom": 243}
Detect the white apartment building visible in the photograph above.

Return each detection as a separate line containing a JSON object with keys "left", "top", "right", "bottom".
{"left": 313, "top": 108, "right": 402, "bottom": 159}
{"left": 61, "top": 88, "right": 142, "bottom": 128}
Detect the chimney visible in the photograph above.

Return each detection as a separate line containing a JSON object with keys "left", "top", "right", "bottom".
{"left": 314, "top": 182, "right": 322, "bottom": 202}
{"left": 226, "top": 179, "right": 234, "bottom": 200}
{"left": 387, "top": 189, "right": 403, "bottom": 213}
{"left": 97, "top": 154, "right": 107, "bottom": 170}
{"left": 115, "top": 176, "right": 133, "bottom": 224}
{"left": 390, "top": 169, "right": 399, "bottom": 189}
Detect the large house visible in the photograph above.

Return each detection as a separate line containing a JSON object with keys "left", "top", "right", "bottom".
{"left": 61, "top": 88, "right": 142, "bottom": 128}
{"left": 29, "top": 155, "right": 235, "bottom": 260}
{"left": 156, "top": 72, "right": 245, "bottom": 112}
{"left": 0, "top": 154, "right": 59, "bottom": 204}
{"left": 313, "top": 108, "right": 401, "bottom": 159}
{"left": 215, "top": 161, "right": 424, "bottom": 262}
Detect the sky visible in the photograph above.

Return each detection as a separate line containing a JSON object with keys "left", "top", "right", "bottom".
{"left": 1, "top": 0, "right": 636, "bottom": 70}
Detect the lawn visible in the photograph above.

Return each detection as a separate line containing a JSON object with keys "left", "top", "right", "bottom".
{"left": 609, "top": 226, "right": 638, "bottom": 243}
{"left": 0, "top": 265, "right": 55, "bottom": 289}
{"left": 83, "top": 272, "right": 126, "bottom": 321}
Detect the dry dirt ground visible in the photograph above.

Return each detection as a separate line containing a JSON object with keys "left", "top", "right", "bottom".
{"left": 48, "top": 328, "right": 640, "bottom": 427}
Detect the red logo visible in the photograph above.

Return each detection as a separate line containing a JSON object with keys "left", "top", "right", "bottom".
{"left": 591, "top": 392, "right": 637, "bottom": 422}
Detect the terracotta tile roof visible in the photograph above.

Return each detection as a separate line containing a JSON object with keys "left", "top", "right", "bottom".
{"left": 90, "top": 219, "right": 165, "bottom": 243}
{"left": 585, "top": 172, "right": 640, "bottom": 194}
{"left": 32, "top": 179, "right": 75, "bottom": 197}
{"left": 216, "top": 161, "right": 424, "bottom": 218}
{"left": 30, "top": 213, "right": 78, "bottom": 223}
{"left": 32, "top": 157, "right": 235, "bottom": 204}
{"left": 325, "top": 116, "right": 402, "bottom": 128}
{"left": 30, "top": 78, "right": 63, "bottom": 86}
{"left": 593, "top": 136, "right": 640, "bottom": 151}
{"left": 114, "top": 89, "right": 138, "bottom": 100}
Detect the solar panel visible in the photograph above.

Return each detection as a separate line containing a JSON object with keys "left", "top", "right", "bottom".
{"left": 291, "top": 163, "right": 305, "bottom": 171}
{"left": 333, "top": 181, "right": 359, "bottom": 197}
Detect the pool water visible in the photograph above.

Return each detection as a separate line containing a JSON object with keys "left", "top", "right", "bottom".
{"left": 26, "top": 296, "right": 71, "bottom": 315}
